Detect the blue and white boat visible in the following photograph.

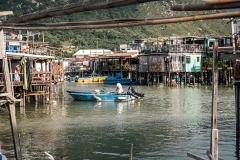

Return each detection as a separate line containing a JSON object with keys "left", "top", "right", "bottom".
{"left": 67, "top": 90, "right": 134, "bottom": 102}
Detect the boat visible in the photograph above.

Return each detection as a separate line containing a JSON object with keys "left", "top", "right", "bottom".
{"left": 67, "top": 89, "right": 134, "bottom": 102}
{"left": 103, "top": 75, "right": 132, "bottom": 85}
{"left": 78, "top": 76, "right": 107, "bottom": 84}
{"left": 67, "top": 87, "right": 145, "bottom": 102}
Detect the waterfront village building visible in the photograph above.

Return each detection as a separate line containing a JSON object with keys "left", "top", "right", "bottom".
{"left": 64, "top": 49, "right": 113, "bottom": 76}
{"left": 65, "top": 35, "right": 240, "bottom": 86}
{"left": 1, "top": 31, "right": 56, "bottom": 107}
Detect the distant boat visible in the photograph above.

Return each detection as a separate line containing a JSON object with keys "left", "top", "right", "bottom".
{"left": 77, "top": 76, "right": 107, "bottom": 84}
{"left": 67, "top": 89, "right": 134, "bottom": 102}
{"left": 103, "top": 73, "right": 132, "bottom": 85}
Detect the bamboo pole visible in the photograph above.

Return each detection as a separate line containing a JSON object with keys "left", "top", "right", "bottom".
{"left": 171, "top": 2, "right": 240, "bottom": 11}
{"left": 0, "top": 30, "right": 22, "bottom": 160}
{"left": 210, "top": 40, "right": 219, "bottom": 160}
{"left": 1, "top": 11, "right": 240, "bottom": 31}
{"left": 3, "top": 0, "right": 159, "bottom": 23}
{"left": 204, "top": 0, "right": 239, "bottom": 4}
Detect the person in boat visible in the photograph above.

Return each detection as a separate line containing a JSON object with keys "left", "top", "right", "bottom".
{"left": 116, "top": 83, "right": 124, "bottom": 94}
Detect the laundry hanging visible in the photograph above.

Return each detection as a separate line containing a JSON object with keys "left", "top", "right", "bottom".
{"left": 20, "top": 57, "right": 28, "bottom": 90}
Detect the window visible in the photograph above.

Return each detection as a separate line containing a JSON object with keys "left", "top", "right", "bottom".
{"left": 186, "top": 56, "right": 191, "bottom": 63}
{"left": 197, "top": 57, "right": 199, "bottom": 62}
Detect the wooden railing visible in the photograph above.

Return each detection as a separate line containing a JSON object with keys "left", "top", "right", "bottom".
{"left": 168, "top": 44, "right": 205, "bottom": 53}
{"left": 0, "top": 72, "right": 52, "bottom": 86}
{"left": 101, "top": 64, "right": 138, "bottom": 71}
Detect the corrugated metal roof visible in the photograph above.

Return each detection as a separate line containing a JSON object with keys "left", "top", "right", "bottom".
{"left": 73, "top": 49, "right": 113, "bottom": 56}
{"left": 97, "top": 52, "right": 139, "bottom": 59}
{"left": 6, "top": 52, "right": 55, "bottom": 60}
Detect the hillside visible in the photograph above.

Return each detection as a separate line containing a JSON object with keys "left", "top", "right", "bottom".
{"left": 1, "top": 0, "right": 231, "bottom": 56}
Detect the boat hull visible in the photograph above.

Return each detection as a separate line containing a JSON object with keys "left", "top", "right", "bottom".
{"left": 103, "top": 79, "right": 132, "bottom": 85}
{"left": 78, "top": 76, "right": 107, "bottom": 84}
{"left": 68, "top": 91, "right": 133, "bottom": 102}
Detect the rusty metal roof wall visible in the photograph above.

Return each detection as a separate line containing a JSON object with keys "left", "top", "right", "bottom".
{"left": 96, "top": 52, "right": 139, "bottom": 59}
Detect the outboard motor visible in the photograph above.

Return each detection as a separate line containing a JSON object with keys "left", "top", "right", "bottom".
{"left": 127, "top": 86, "right": 144, "bottom": 99}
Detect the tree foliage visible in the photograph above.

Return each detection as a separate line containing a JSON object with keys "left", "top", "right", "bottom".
{"left": 1, "top": 0, "right": 231, "bottom": 57}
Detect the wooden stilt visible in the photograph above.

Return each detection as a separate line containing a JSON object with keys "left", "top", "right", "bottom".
{"left": 210, "top": 40, "right": 219, "bottom": 159}
{"left": 23, "top": 90, "right": 25, "bottom": 107}
{"left": 193, "top": 73, "right": 196, "bottom": 85}
{"left": 130, "top": 143, "right": 133, "bottom": 160}
{"left": 184, "top": 72, "right": 187, "bottom": 86}
{"left": 163, "top": 73, "right": 166, "bottom": 86}
{"left": 235, "top": 82, "right": 240, "bottom": 139}
{"left": 168, "top": 71, "right": 170, "bottom": 86}
{"left": 179, "top": 73, "right": 182, "bottom": 87}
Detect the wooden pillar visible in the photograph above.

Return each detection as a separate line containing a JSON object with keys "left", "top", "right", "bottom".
{"left": 128, "top": 72, "right": 131, "bottom": 79}
{"left": 23, "top": 90, "right": 26, "bottom": 106}
{"left": 153, "top": 73, "right": 157, "bottom": 85}
{"left": 179, "top": 73, "right": 182, "bottom": 87}
{"left": 193, "top": 73, "right": 196, "bottom": 85}
{"left": 210, "top": 40, "right": 218, "bottom": 160}
{"left": 0, "top": 30, "right": 22, "bottom": 159}
{"left": 120, "top": 58, "right": 123, "bottom": 78}
{"left": 49, "top": 61, "right": 53, "bottom": 104}
{"left": 168, "top": 72, "right": 170, "bottom": 87}
{"left": 163, "top": 73, "right": 166, "bottom": 86}
{"left": 234, "top": 61, "right": 240, "bottom": 153}
{"left": 146, "top": 72, "right": 149, "bottom": 86}
{"left": 184, "top": 72, "right": 187, "bottom": 86}
{"left": 235, "top": 82, "right": 240, "bottom": 139}
{"left": 235, "top": 82, "right": 240, "bottom": 158}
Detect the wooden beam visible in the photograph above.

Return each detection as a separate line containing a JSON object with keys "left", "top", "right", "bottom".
{"left": 187, "top": 152, "right": 207, "bottom": 160}
{"left": 1, "top": 11, "right": 240, "bottom": 31}
{"left": 0, "top": 11, "right": 13, "bottom": 17}
{"left": 3, "top": 0, "right": 158, "bottom": 23}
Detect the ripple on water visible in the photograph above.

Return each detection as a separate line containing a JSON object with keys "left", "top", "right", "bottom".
{"left": 0, "top": 84, "right": 238, "bottom": 159}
